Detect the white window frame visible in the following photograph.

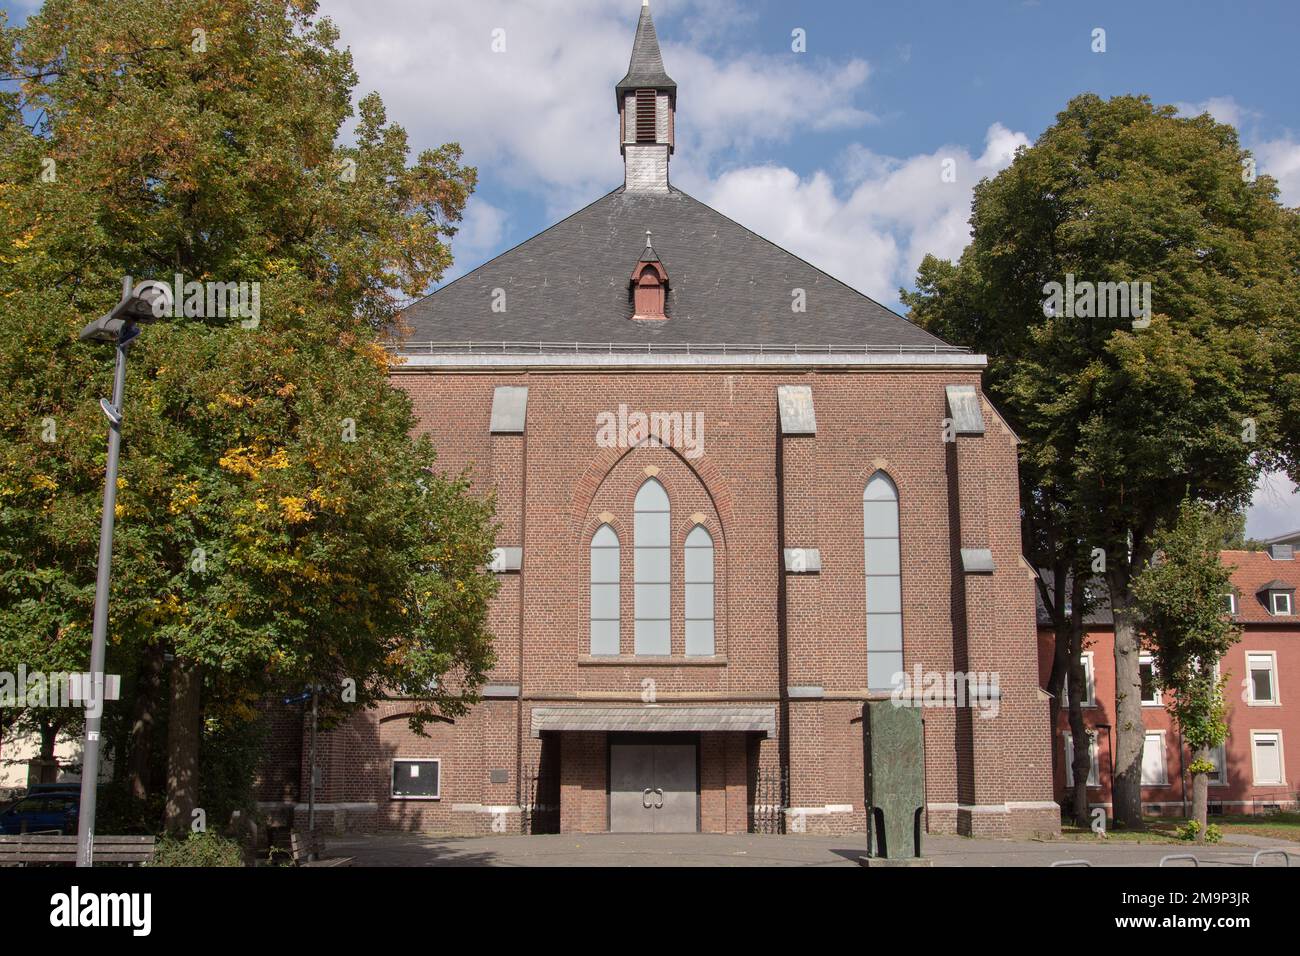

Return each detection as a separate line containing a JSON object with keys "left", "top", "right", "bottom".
{"left": 1246, "top": 651, "right": 1279, "bottom": 706}
{"left": 1141, "top": 730, "right": 1169, "bottom": 787}
{"left": 390, "top": 757, "right": 441, "bottom": 801}
{"left": 1271, "top": 591, "right": 1293, "bottom": 616}
{"left": 1062, "top": 731, "right": 1100, "bottom": 787}
{"left": 1223, "top": 592, "right": 1236, "bottom": 615}
{"left": 1138, "top": 653, "right": 1161, "bottom": 707}
{"left": 1249, "top": 731, "right": 1286, "bottom": 786}
{"left": 1060, "top": 651, "right": 1096, "bottom": 708}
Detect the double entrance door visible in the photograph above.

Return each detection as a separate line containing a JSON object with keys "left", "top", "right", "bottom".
{"left": 609, "top": 740, "right": 698, "bottom": 833}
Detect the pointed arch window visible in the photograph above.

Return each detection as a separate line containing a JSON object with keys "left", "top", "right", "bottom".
{"left": 685, "top": 525, "right": 715, "bottom": 656}
{"left": 590, "top": 524, "right": 620, "bottom": 656}
{"left": 634, "top": 478, "right": 671, "bottom": 654}
{"left": 864, "top": 473, "right": 903, "bottom": 691}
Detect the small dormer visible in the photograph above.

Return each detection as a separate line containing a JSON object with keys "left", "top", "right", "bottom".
{"left": 630, "top": 230, "right": 668, "bottom": 321}
{"left": 1258, "top": 579, "right": 1294, "bottom": 616}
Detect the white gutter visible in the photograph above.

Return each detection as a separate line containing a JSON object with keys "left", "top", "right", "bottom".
{"left": 390, "top": 351, "right": 987, "bottom": 371}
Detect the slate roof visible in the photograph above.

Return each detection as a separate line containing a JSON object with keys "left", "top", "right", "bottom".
{"left": 615, "top": 2, "right": 676, "bottom": 100}
{"left": 1036, "top": 551, "right": 1300, "bottom": 628}
{"left": 397, "top": 186, "right": 954, "bottom": 352}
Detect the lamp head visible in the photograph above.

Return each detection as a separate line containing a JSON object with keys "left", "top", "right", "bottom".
{"left": 79, "top": 276, "right": 167, "bottom": 344}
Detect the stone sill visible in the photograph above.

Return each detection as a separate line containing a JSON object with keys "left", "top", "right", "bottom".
{"left": 577, "top": 655, "right": 728, "bottom": 667}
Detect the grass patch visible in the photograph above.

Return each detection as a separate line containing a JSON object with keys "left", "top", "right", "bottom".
{"left": 1213, "top": 812, "right": 1300, "bottom": 843}
{"left": 1055, "top": 812, "right": 1300, "bottom": 844}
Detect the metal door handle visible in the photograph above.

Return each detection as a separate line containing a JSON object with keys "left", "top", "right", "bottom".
{"left": 654, "top": 788, "right": 664, "bottom": 809}
{"left": 642, "top": 788, "right": 653, "bottom": 809}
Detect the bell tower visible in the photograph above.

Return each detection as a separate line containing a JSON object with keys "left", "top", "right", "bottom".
{"left": 617, "top": 1, "right": 675, "bottom": 193}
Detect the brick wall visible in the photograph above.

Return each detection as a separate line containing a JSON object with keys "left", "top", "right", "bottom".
{"left": 284, "top": 363, "right": 1057, "bottom": 837}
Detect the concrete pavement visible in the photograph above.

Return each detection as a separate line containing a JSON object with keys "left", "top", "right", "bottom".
{"left": 317, "top": 830, "right": 1299, "bottom": 867}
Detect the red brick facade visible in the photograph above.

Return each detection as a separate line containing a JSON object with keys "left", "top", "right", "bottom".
{"left": 1038, "top": 549, "right": 1300, "bottom": 816}
{"left": 261, "top": 361, "right": 1060, "bottom": 838}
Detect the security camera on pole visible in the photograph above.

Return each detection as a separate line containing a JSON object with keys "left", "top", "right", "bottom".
{"left": 74, "top": 276, "right": 167, "bottom": 867}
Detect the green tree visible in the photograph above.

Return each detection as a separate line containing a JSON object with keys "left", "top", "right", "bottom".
{"left": 0, "top": 0, "right": 495, "bottom": 831}
{"left": 1133, "top": 499, "right": 1239, "bottom": 842}
{"left": 905, "top": 94, "right": 1300, "bottom": 827}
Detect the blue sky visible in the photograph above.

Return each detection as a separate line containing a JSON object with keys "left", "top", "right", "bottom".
{"left": 9, "top": 0, "right": 1299, "bottom": 536}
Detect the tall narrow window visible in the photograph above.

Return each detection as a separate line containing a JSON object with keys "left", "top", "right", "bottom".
{"left": 634, "top": 479, "right": 670, "bottom": 654}
{"left": 864, "top": 473, "right": 903, "bottom": 691}
{"left": 590, "top": 524, "right": 620, "bottom": 656}
{"left": 684, "top": 526, "right": 715, "bottom": 656}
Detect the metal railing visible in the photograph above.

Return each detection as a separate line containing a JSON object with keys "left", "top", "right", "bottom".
{"left": 387, "top": 340, "right": 972, "bottom": 357}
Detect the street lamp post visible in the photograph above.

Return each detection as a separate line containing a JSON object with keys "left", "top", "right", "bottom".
{"left": 75, "top": 276, "right": 164, "bottom": 867}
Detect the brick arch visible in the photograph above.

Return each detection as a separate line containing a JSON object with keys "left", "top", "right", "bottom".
{"left": 570, "top": 440, "right": 733, "bottom": 544}
{"left": 580, "top": 511, "right": 630, "bottom": 545}
{"left": 857, "top": 462, "right": 903, "bottom": 494}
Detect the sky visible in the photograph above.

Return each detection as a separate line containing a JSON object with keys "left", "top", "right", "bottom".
{"left": 8, "top": 0, "right": 1299, "bottom": 538}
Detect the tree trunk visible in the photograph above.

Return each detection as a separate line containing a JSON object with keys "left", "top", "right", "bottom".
{"left": 1190, "top": 748, "right": 1209, "bottom": 844}
{"left": 128, "top": 642, "right": 165, "bottom": 800}
{"left": 1066, "top": 570, "right": 1091, "bottom": 827}
{"left": 36, "top": 716, "right": 60, "bottom": 783}
{"left": 164, "top": 657, "right": 202, "bottom": 835}
{"left": 1109, "top": 567, "right": 1146, "bottom": 829}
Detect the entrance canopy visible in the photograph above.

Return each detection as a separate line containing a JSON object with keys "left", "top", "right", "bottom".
{"left": 530, "top": 705, "right": 776, "bottom": 738}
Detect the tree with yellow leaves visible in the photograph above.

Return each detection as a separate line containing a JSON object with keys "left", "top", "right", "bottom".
{"left": 0, "top": 0, "right": 496, "bottom": 832}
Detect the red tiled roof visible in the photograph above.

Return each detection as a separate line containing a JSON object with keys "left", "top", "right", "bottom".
{"left": 1223, "top": 550, "right": 1300, "bottom": 624}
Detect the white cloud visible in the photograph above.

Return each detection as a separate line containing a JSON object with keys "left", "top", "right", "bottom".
{"left": 696, "top": 123, "right": 1030, "bottom": 303}
{"left": 1246, "top": 471, "right": 1300, "bottom": 541}
{"left": 1254, "top": 137, "right": 1300, "bottom": 207}
{"left": 1174, "top": 95, "right": 1260, "bottom": 131}
{"left": 320, "top": 0, "right": 877, "bottom": 215}
{"left": 1174, "top": 96, "right": 1300, "bottom": 207}
{"left": 440, "top": 196, "right": 508, "bottom": 284}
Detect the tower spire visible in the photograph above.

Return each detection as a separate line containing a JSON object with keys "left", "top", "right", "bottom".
{"left": 617, "top": 2, "right": 675, "bottom": 193}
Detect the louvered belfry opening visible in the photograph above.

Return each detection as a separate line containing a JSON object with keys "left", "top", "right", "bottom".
{"left": 635, "top": 89, "right": 657, "bottom": 143}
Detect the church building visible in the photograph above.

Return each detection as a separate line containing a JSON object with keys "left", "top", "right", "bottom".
{"left": 260, "top": 2, "right": 1059, "bottom": 839}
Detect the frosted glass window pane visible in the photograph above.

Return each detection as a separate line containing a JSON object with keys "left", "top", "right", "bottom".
{"left": 685, "top": 619, "right": 714, "bottom": 656}
{"left": 684, "top": 583, "right": 714, "bottom": 618}
{"left": 685, "top": 526, "right": 712, "bottom": 548}
{"left": 591, "top": 582, "right": 619, "bottom": 620}
{"left": 635, "top": 583, "right": 670, "bottom": 619}
{"left": 591, "top": 546, "right": 620, "bottom": 583}
{"left": 634, "top": 512, "right": 670, "bottom": 547}
{"left": 868, "top": 651, "right": 904, "bottom": 692}
{"left": 590, "top": 619, "right": 619, "bottom": 656}
{"left": 865, "top": 538, "right": 900, "bottom": 575}
{"left": 634, "top": 479, "right": 669, "bottom": 511}
{"left": 636, "top": 618, "right": 670, "bottom": 655}
{"left": 634, "top": 548, "right": 670, "bottom": 583}
{"left": 864, "top": 474, "right": 898, "bottom": 501}
{"left": 867, "top": 613, "right": 903, "bottom": 651}
{"left": 863, "top": 500, "right": 899, "bottom": 537}
{"left": 589, "top": 524, "right": 620, "bottom": 655}
{"left": 866, "top": 575, "right": 901, "bottom": 613}
{"left": 685, "top": 547, "right": 713, "bottom": 582}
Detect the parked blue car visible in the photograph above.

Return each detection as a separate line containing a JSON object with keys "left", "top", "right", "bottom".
{"left": 0, "top": 789, "right": 79, "bottom": 834}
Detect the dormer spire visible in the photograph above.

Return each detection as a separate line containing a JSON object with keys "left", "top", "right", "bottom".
{"left": 617, "top": 2, "right": 675, "bottom": 193}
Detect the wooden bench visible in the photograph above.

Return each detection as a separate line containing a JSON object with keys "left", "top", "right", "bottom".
{"left": 0, "top": 834, "right": 157, "bottom": 866}
{"left": 288, "top": 831, "right": 353, "bottom": 867}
